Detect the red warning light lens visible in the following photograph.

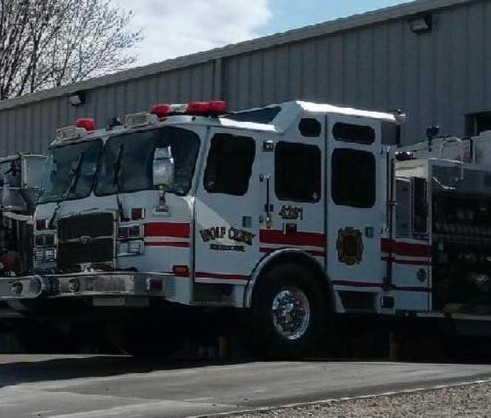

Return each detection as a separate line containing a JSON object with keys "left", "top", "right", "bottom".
{"left": 75, "top": 118, "right": 96, "bottom": 132}
{"left": 187, "top": 100, "right": 227, "bottom": 115}
{"left": 150, "top": 104, "right": 171, "bottom": 118}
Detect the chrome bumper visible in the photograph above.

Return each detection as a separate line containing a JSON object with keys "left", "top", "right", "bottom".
{"left": 0, "top": 271, "right": 176, "bottom": 301}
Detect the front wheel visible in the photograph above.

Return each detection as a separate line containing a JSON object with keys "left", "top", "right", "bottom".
{"left": 247, "top": 263, "right": 330, "bottom": 359}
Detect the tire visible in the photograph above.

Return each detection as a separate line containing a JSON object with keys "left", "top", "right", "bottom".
{"left": 248, "top": 263, "right": 330, "bottom": 359}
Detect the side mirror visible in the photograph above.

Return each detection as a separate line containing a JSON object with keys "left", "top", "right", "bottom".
{"left": 9, "top": 161, "right": 19, "bottom": 177}
{"left": 153, "top": 147, "right": 175, "bottom": 190}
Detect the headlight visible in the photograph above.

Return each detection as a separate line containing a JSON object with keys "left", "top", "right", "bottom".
{"left": 11, "top": 281, "right": 23, "bottom": 296}
{"left": 68, "top": 278, "right": 80, "bottom": 293}
{"left": 35, "top": 234, "right": 56, "bottom": 247}
{"left": 44, "top": 248, "right": 56, "bottom": 262}
{"left": 35, "top": 249, "right": 45, "bottom": 263}
{"left": 118, "top": 225, "right": 142, "bottom": 240}
{"left": 117, "top": 240, "right": 144, "bottom": 256}
{"left": 128, "top": 240, "right": 144, "bottom": 254}
{"left": 29, "top": 277, "right": 43, "bottom": 295}
{"left": 35, "top": 248, "right": 56, "bottom": 263}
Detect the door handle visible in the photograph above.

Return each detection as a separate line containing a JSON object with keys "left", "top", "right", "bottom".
{"left": 260, "top": 174, "right": 273, "bottom": 228}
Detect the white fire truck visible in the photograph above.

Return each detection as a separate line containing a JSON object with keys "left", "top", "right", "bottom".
{"left": 0, "top": 100, "right": 490, "bottom": 358}
{"left": 0, "top": 154, "right": 45, "bottom": 335}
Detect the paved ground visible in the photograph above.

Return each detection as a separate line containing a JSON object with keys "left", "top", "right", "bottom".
{"left": 0, "top": 355, "right": 491, "bottom": 418}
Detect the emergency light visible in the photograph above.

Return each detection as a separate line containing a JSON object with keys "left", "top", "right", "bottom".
{"left": 150, "top": 104, "right": 172, "bottom": 118}
{"left": 56, "top": 118, "right": 96, "bottom": 141}
{"left": 187, "top": 100, "right": 227, "bottom": 115}
{"left": 75, "top": 118, "right": 96, "bottom": 132}
{"left": 150, "top": 100, "right": 227, "bottom": 118}
{"left": 56, "top": 126, "right": 81, "bottom": 141}
{"left": 125, "top": 112, "right": 159, "bottom": 129}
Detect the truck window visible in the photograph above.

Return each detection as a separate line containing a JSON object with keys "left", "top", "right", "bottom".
{"left": 203, "top": 134, "right": 255, "bottom": 196}
{"left": 333, "top": 122, "right": 375, "bottom": 145}
{"left": 396, "top": 179, "right": 411, "bottom": 237}
{"left": 413, "top": 177, "right": 428, "bottom": 235}
{"left": 331, "top": 149, "right": 375, "bottom": 208}
{"left": 299, "top": 118, "right": 321, "bottom": 137}
{"left": 275, "top": 142, "right": 321, "bottom": 203}
{"left": 40, "top": 140, "right": 102, "bottom": 203}
{"left": 95, "top": 127, "right": 200, "bottom": 196}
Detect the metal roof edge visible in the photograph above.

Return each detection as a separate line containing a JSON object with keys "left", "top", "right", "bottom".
{"left": 0, "top": 0, "right": 477, "bottom": 112}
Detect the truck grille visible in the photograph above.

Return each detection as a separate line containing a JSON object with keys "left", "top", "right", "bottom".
{"left": 58, "top": 213, "right": 115, "bottom": 268}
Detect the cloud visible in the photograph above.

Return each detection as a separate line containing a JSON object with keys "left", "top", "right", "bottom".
{"left": 112, "top": 0, "right": 272, "bottom": 66}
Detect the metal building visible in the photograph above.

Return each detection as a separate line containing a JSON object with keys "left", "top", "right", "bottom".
{"left": 0, "top": 0, "right": 489, "bottom": 154}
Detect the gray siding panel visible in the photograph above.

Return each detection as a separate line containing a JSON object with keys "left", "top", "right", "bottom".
{"left": 330, "top": 35, "right": 344, "bottom": 105}
{"left": 343, "top": 32, "right": 358, "bottom": 105}
{"left": 289, "top": 42, "right": 304, "bottom": 100}
{"left": 449, "top": 6, "right": 468, "bottom": 136}
{"left": 302, "top": 40, "right": 317, "bottom": 102}
{"left": 261, "top": 48, "right": 276, "bottom": 104}
{"left": 372, "top": 25, "right": 388, "bottom": 111}
{"left": 485, "top": 0, "right": 491, "bottom": 106}
{"left": 315, "top": 37, "right": 329, "bottom": 102}
{"left": 357, "top": 28, "right": 371, "bottom": 108}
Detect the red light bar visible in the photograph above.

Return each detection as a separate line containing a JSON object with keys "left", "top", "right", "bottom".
{"left": 187, "top": 100, "right": 227, "bottom": 115}
{"left": 151, "top": 103, "right": 171, "bottom": 118}
{"left": 75, "top": 118, "right": 96, "bottom": 132}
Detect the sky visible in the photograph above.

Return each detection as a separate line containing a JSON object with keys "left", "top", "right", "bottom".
{"left": 114, "top": 0, "right": 413, "bottom": 66}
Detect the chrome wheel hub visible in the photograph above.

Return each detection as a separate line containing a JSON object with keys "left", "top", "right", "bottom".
{"left": 271, "top": 286, "right": 311, "bottom": 341}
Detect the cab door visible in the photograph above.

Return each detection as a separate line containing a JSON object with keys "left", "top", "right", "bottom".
{"left": 257, "top": 123, "right": 326, "bottom": 265}
{"left": 327, "top": 116, "right": 384, "bottom": 290}
{"left": 194, "top": 129, "right": 260, "bottom": 285}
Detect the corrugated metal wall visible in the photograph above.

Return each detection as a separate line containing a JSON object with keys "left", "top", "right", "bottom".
{"left": 0, "top": 62, "right": 217, "bottom": 154}
{"left": 0, "top": 0, "right": 490, "bottom": 154}
{"left": 222, "top": 0, "right": 491, "bottom": 143}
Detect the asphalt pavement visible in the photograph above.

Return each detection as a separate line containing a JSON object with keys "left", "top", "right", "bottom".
{"left": 1, "top": 355, "right": 491, "bottom": 418}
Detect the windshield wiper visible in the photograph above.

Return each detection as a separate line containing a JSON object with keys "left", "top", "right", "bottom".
{"left": 113, "top": 144, "right": 128, "bottom": 222}
{"left": 48, "top": 152, "right": 85, "bottom": 229}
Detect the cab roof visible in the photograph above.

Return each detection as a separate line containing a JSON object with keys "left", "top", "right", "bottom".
{"left": 51, "top": 100, "right": 402, "bottom": 146}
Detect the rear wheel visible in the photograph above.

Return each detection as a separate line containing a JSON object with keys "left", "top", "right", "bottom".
{"left": 248, "top": 263, "right": 330, "bottom": 359}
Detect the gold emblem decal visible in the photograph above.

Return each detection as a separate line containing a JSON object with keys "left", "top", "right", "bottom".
{"left": 336, "top": 227, "right": 364, "bottom": 266}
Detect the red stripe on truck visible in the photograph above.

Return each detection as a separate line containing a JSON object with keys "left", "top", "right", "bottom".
{"left": 260, "top": 230, "right": 326, "bottom": 247}
{"left": 195, "top": 272, "right": 250, "bottom": 281}
{"left": 381, "top": 239, "right": 431, "bottom": 257}
{"left": 260, "top": 247, "right": 325, "bottom": 257}
{"left": 332, "top": 279, "right": 431, "bottom": 293}
{"left": 145, "top": 241, "right": 190, "bottom": 248}
{"left": 145, "top": 222, "right": 190, "bottom": 238}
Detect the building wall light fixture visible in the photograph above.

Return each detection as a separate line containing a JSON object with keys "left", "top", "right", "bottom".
{"left": 408, "top": 14, "right": 433, "bottom": 34}
{"left": 68, "top": 91, "right": 86, "bottom": 106}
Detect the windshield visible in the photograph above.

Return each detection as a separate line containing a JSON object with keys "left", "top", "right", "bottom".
{"left": 39, "top": 140, "right": 102, "bottom": 203}
{"left": 95, "top": 127, "right": 200, "bottom": 196}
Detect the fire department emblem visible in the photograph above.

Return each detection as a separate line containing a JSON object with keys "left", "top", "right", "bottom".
{"left": 336, "top": 227, "right": 364, "bottom": 266}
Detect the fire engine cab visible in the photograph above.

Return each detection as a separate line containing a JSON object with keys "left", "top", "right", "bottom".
{"left": 0, "top": 100, "right": 490, "bottom": 358}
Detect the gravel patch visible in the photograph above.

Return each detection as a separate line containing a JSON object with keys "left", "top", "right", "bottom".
{"left": 229, "top": 381, "right": 491, "bottom": 418}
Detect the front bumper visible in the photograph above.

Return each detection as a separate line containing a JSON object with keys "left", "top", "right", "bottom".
{"left": 0, "top": 271, "right": 176, "bottom": 301}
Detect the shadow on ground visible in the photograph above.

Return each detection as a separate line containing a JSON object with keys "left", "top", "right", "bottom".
{"left": 0, "top": 355, "right": 253, "bottom": 388}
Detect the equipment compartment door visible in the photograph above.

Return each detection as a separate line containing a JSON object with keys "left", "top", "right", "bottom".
{"left": 194, "top": 130, "right": 260, "bottom": 286}
{"left": 327, "top": 116, "right": 384, "bottom": 290}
